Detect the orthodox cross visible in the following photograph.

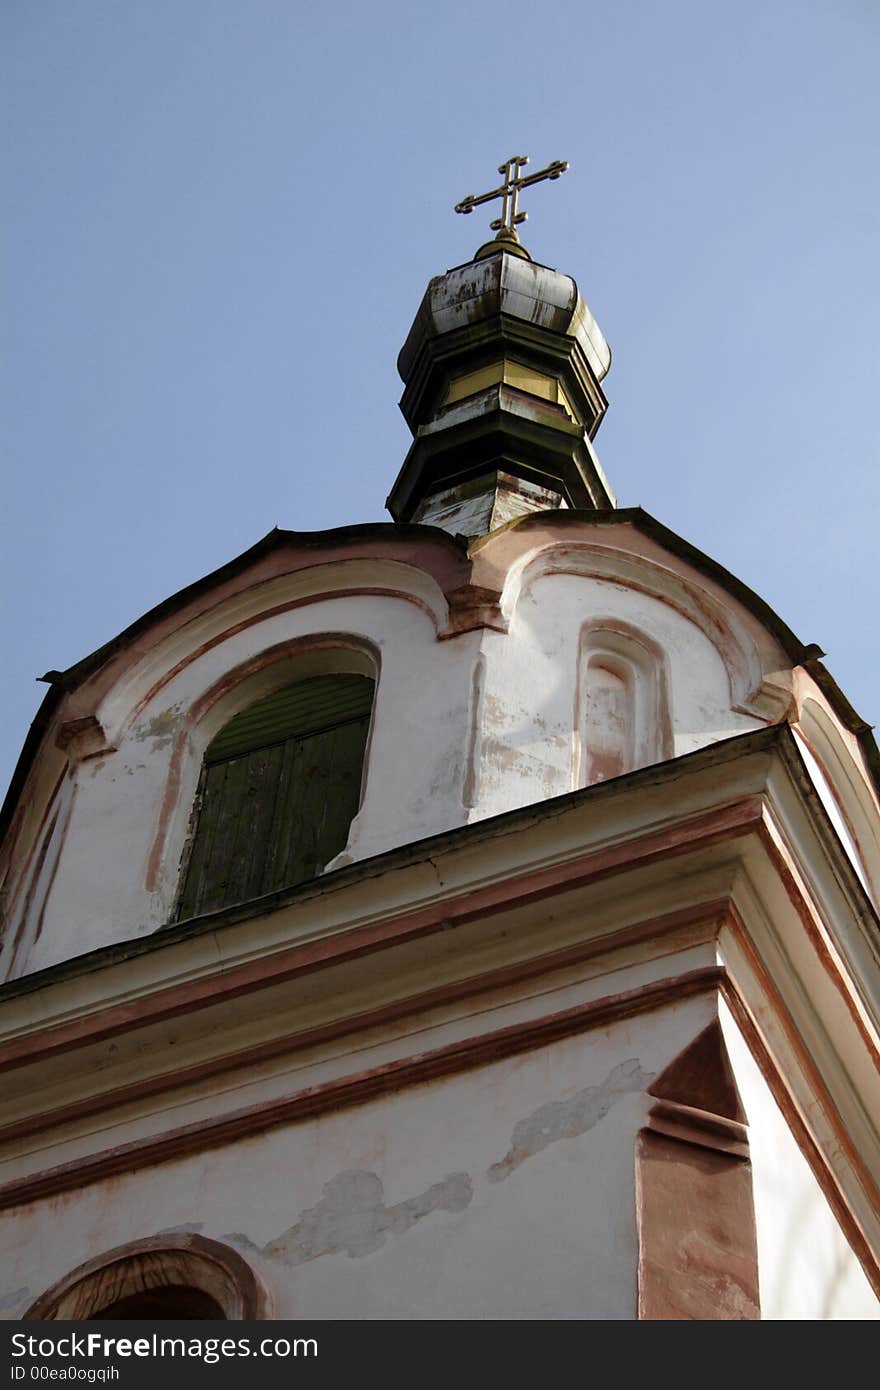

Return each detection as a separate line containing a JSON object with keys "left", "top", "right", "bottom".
{"left": 455, "top": 156, "right": 569, "bottom": 233}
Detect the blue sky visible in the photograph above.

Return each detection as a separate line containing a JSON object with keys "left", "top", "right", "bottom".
{"left": 4, "top": 1, "right": 879, "bottom": 800}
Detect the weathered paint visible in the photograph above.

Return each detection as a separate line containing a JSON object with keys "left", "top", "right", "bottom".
{"left": 0, "top": 445, "right": 878, "bottom": 1324}
{"left": 0, "top": 1001, "right": 712, "bottom": 1321}
{"left": 1, "top": 727, "right": 878, "bottom": 1317}
{"left": 3, "top": 216, "right": 880, "bottom": 1331}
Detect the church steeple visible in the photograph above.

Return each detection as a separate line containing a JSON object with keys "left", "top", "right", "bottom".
{"left": 386, "top": 156, "right": 615, "bottom": 537}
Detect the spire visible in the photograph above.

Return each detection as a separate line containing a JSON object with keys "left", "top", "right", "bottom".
{"left": 386, "top": 156, "right": 615, "bottom": 537}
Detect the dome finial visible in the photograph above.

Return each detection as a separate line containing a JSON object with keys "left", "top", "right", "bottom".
{"left": 454, "top": 155, "right": 569, "bottom": 261}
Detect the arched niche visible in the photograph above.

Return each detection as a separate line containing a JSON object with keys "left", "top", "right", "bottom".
{"left": 24, "top": 1235, "right": 270, "bottom": 1321}
{"left": 575, "top": 621, "right": 672, "bottom": 787}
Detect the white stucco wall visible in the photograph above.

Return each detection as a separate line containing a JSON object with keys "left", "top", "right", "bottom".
{"left": 18, "top": 593, "right": 479, "bottom": 973}
{"left": 0, "top": 997, "right": 712, "bottom": 1321}
{"left": 6, "top": 540, "right": 789, "bottom": 977}
{"left": 720, "top": 1000, "right": 880, "bottom": 1320}
{"left": 473, "top": 571, "right": 763, "bottom": 820}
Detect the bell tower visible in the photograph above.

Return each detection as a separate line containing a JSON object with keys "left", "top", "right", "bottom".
{"left": 2, "top": 156, "right": 880, "bottom": 1325}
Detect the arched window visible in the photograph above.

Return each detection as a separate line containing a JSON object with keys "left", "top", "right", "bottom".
{"left": 177, "top": 673, "right": 374, "bottom": 919}
{"left": 24, "top": 1236, "right": 269, "bottom": 1321}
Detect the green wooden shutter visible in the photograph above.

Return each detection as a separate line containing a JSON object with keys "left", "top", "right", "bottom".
{"left": 177, "top": 674, "right": 373, "bottom": 919}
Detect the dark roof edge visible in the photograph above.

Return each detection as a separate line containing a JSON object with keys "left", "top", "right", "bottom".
{"left": 0, "top": 523, "right": 466, "bottom": 848}
{"left": 59, "top": 522, "right": 466, "bottom": 692}
{"left": 627, "top": 508, "right": 809, "bottom": 662}
{"left": 0, "top": 724, "right": 790, "bottom": 1005}
{"left": 803, "top": 658, "right": 880, "bottom": 804}
{"left": 475, "top": 504, "right": 880, "bottom": 801}
{"left": 0, "top": 684, "right": 65, "bottom": 856}
{"left": 619, "top": 510, "right": 880, "bottom": 804}
{"left": 621, "top": 511, "right": 880, "bottom": 802}
{"left": 474, "top": 505, "right": 812, "bottom": 664}
{"left": 3, "top": 509, "right": 879, "bottom": 852}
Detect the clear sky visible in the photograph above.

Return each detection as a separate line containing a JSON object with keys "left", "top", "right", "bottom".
{"left": 4, "top": 1, "right": 879, "bottom": 803}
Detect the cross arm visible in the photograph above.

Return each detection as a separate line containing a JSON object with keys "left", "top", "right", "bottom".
{"left": 515, "top": 159, "right": 569, "bottom": 190}
{"left": 454, "top": 183, "right": 507, "bottom": 216}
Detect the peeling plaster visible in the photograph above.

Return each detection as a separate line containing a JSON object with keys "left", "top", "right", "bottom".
{"left": 226, "top": 1169, "right": 473, "bottom": 1268}
{"left": 263, "top": 1170, "right": 472, "bottom": 1263}
{"left": 134, "top": 709, "right": 183, "bottom": 751}
{"left": 487, "top": 1058, "right": 652, "bottom": 1183}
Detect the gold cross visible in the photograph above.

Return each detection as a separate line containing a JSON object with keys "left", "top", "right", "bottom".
{"left": 455, "top": 155, "right": 569, "bottom": 233}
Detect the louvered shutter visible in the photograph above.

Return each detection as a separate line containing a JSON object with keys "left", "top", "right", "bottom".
{"left": 177, "top": 675, "right": 373, "bottom": 919}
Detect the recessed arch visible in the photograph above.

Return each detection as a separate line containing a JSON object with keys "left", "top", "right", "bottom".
{"left": 186, "top": 633, "right": 380, "bottom": 755}
{"left": 94, "top": 559, "right": 448, "bottom": 750}
{"left": 24, "top": 1234, "right": 270, "bottom": 1321}
{"left": 500, "top": 540, "right": 788, "bottom": 722}
{"left": 147, "top": 634, "right": 381, "bottom": 902}
{"left": 575, "top": 619, "right": 672, "bottom": 787}
{"left": 795, "top": 698, "right": 880, "bottom": 907}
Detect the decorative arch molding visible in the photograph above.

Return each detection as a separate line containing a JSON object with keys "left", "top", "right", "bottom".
{"left": 184, "top": 634, "right": 380, "bottom": 756}
{"left": 24, "top": 1234, "right": 271, "bottom": 1321}
{"left": 795, "top": 698, "right": 880, "bottom": 907}
{"left": 145, "top": 634, "right": 381, "bottom": 898}
{"left": 499, "top": 541, "right": 792, "bottom": 723}
{"left": 71, "top": 558, "right": 449, "bottom": 751}
{"left": 574, "top": 619, "right": 672, "bottom": 787}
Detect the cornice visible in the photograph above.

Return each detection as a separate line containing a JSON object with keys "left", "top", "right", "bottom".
{"left": 0, "top": 965, "right": 720, "bottom": 1214}
{"left": 0, "top": 723, "right": 878, "bottom": 1292}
